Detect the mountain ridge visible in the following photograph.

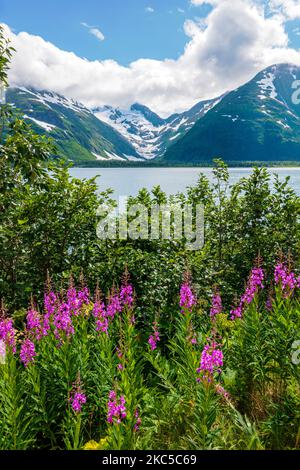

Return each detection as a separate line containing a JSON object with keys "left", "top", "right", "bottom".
{"left": 5, "top": 63, "right": 300, "bottom": 164}
{"left": 92, "top": 95, "right": 222, "bottom": 159}
{"left": 162, "top": 63, "right": 300, "bottom": 163}
{"left": 5, "top": 87, "right": 143, "bottom": 163}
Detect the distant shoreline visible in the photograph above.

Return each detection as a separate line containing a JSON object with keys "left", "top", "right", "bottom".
{"left": 71, "top": 161, "right": 300, "bottom": 169}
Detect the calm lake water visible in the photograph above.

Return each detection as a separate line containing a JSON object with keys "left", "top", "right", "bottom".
{"left": 69, "top": 167, "right": 300, "bottom": 199}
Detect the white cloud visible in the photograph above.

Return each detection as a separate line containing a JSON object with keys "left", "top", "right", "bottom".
{"left": 177, "top": 8, "right": 185, "bottom": 13}
{"left": 81, "top": 22, "right": 105, "bottom": 41}
{"left": 2, "top": 0, "right": 300, "bottom": 117}
{"left": 145, "top": 7, "right": 154, "bottom": 13}
{"left": 269, "top": 0, "right": 300, "bottom": 19}
{"left": 89, "top": 28, "right": 105, "bottom": 41}
{"left": 184, "top": 19, "right": 201, "bottom": 38}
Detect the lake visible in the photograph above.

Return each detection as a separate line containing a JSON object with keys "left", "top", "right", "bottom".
{"left": 69, "top": 167, "right": 300, "bottom": 199}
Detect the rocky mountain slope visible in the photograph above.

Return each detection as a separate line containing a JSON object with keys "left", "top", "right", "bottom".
{"left": 5, "top": 64, "right": 300, "bottom": 164}
{"left": 162, "top": 64, "right": 300, "bottom": 163}
{"left": 6, "top": 87, "right": 142, "bottom": 163}
{"left": 93, "top": 97, "right": 222, "bottom": 159}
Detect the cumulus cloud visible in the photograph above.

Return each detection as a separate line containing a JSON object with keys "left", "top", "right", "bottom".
{"left": 81, "top": 22, "right": 105, "bottom": 41}
{"left": 269, "top": 0, "right": 300, "bottom": 19}
{"left": 145, "top": 7, "right": 154, "bottom": 13}
{"left": 2, "top": 0, "right": 300, "bottom": 117}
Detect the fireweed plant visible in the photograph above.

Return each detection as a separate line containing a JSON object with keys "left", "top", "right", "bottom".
{"left": 0, "top": 262, "right": 299, "bottom": 450}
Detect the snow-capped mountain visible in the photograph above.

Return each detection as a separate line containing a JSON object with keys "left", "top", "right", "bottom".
{"left": 93, "top": 104, "right": 164, "bottom": 159}
{"left": 93, "top": 96, "right": 222, "bottom": 159}
{"left": 163, "top": 63, "right": 300, "bottom": 164}
{"left": 6, "top": 87, "right": 142, "bottom": 163}
{"left": 5, "top": 64, "right": 300, "bottom": 164}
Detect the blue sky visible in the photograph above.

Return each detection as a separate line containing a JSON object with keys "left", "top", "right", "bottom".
{"left": 1, "top": 1, "right": 300, "bottom": 116}
{"left": 0, "top": 0, "right": 213, "bottom": 64}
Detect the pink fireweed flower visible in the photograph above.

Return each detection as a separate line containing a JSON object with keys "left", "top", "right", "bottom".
{"left": 215, "top": 384, "right": 230, "bottom": 400}
{"left": 120, "top": 284, "right": 134, "bottom": 308}
{"left": 44, "top": 291, "right": 57, "bottom": 316}
{"left": 70, "top": 392, "right": 86, "bottom": 413}
{"left": 107, "top": 391, "right": 127, "bottom": 424}
{"left": 26, "top": 308, "right": 45, "bottom": 341}
{"left": 67, "top": 286, "right": 80, "bottom": 316}
{"left": 190, "top": 335, "right": 197, "bottom": 345}
{"left": 92, "top": 300, "right": 105, "bottom": 319}
{"left": 230, "top": 303, "right": 243, "bottom": 321}
{"left": 179, "top": 282, "right": 196, "bottom": 313}
{"left": 274, "top": 263, "right": 297, "bottom": 296}
{"left": 148, "top": 321, "right": 160, "bottom": 351}
{"left": 20, "top": 338, "right": 36, "bottom": 367}
{"left": 274, "top": 263, "right": 284, "bottom": 284}
{"left": 230, "top": 266, "right": 264, "bottom": 320}
{"left": 77, "top": 287, "right": 90, "bottom": 307}
{"left": 210, "top": 291, "right": 223, "bottom": 318}
{"left": 134, "top": 408, "right": 142, "bottom": 432}
{"left": 106, "top": 294, "right": 122, "bottom": 319}
{"left": 93, "top": 301, "right": 108, "bottom": 334}
{"left": 67, "top": 286, "right": 90, "bottom": 317}
{"left": 197, "top": 340, "right": 223, "bottom": 383}
{"left": 44, "top": 291, "right": 57, "bottom": 333}
{"left": 241, "top": 267, "right": 264, "bottom": 305}
{"left": 69, "top": 378, "right": 87, "bottom": 413}
{"left": 53, "top": 302, "right": 74, "bottom": 340}
{"left": 0, "top": 318, "right": 16, "bottom": 353}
